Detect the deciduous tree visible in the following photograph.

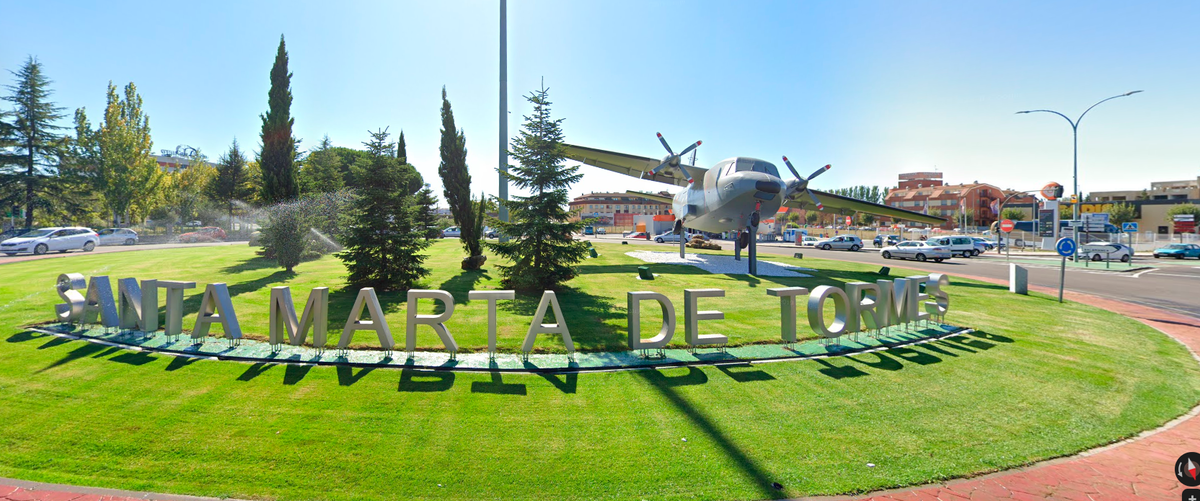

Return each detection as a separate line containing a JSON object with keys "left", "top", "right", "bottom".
{"left": 72, "top": 82, "right": 161, "bottom": 226}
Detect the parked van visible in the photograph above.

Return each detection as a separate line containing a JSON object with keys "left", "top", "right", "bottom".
{"left": 927, "top": 236, "right": 981, "bottom": 257}
{"left": 1081, "top": 242, "right": 1133, "bottom": 263}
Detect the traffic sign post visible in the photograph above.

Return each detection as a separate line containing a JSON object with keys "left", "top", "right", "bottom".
{"left": 1175, "top": 214, "right": 1196, "bottom": 242}
{"left": 1000, "top": 219, "right": 1014, "bottom": 260}
{"left": 1055, "top": 237, "right": 1076, "bottom": 303}
{"left": 1122, "top": 222, "right": 1138, "bottom": 247}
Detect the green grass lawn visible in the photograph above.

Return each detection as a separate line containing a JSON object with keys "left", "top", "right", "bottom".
{"left": 0, "top": 241, "right": 1197, "bottom": 500}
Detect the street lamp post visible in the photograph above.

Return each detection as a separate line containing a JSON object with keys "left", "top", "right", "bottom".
{"left": 1017, "top": 90, "right": 1142, "bottom": 260}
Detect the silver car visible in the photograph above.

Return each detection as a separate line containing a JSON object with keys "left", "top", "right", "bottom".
{"left": 814, "top": 235, "right": 863, "bottom": 251}
{"left": 653, "top": 232, "right": 683, "bottom": 243}
{"left": 880, "top": 240, "right": 952, "bottom": 263}
{"left": 1, "top": 227, "right": 100, "bottom": 256}
{"left": 97, "top": 228, "right": 139, "bottom": 246}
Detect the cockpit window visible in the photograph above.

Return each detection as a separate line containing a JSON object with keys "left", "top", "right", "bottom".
{"left": 733, "top": 159, "right": 780, "bottom": 177}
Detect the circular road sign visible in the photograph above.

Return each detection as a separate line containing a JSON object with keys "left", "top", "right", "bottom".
{"left": 1055, "top": 237, "right": 1076, "bottom": 257}
{"left": 1000, "top": 219, "right": 1015, "bottom": 233}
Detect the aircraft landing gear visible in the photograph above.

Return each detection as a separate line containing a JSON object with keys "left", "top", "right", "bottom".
{"left": 673, "top": 219, "right": 683, "bottom": 235}
{"left": 750, "top": 211, "right": 760, "bottom": 228}
{"left": 737, "top": 231, "right": 750, "bottom": 250}
{"left": 746, "top": 225, "right": 757, "bottom": 275}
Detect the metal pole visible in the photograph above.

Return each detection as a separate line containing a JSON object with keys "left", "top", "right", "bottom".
{"left": 1072, "top": 124, "right": 1079, "bottom": 261}
{"left": 1058, "top": 256, "right": 1066, "bottom": 303}
{"left": 498, "top": 0, "right": 509, "bottom": 230}
{"left": 749, "top": 228, "right": 757, "bottom": 276}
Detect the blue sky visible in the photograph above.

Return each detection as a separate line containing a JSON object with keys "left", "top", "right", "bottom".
{"left": 2, "top": 0, "right": 1197, "bottom": 203}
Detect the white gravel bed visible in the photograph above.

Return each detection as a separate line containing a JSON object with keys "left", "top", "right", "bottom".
{"left": 624, "top": 251, "right": 814, "bottom": 277}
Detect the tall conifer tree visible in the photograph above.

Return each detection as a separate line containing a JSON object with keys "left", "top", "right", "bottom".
{"left": 396, "top": 130, "right": 406, "bottom": 162}
{"left": 259, "top": 35, "right": 297, "bottom": 204}
{"left": 338, "top": 128, "right": 430, "bottom": 291}
{"left": 437, "top": 87, "right": 482, "bottom": 260}
{"left": 206, "top": 140, "right": 254, "bottom": 229}
{"left": 1, "top": 57, "right": 66, "bottom": 228}
{"left": 488, "top": 84, "right": 588, "bottom": 291}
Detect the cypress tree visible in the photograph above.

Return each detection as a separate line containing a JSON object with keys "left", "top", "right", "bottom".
{"left": 487, "top": 84, "right": 588, "bottom": 291}
{"left": 259, "top": 35, "right": 298, "bottom": 204}
{"left": 1, "top": 57, "right": 66, "bottom": 228}
{"left": 396, "top": 130, "right": 406, "bottom": 162}
{"left": 337, "top": 128, "right": 430, "bottom": 291}
{"left": 437, "top": 87, "right": 482, "bottom": 261}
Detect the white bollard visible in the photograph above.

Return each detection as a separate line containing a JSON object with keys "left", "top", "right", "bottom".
{"left": 1009, "top": 263, "right": 1028, "bottom": 295}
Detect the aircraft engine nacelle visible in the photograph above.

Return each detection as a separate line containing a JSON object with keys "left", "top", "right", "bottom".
{"left": 661, "top": 155, "right": 680, "bottom": 168}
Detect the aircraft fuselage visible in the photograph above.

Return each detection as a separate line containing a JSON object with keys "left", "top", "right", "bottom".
{"left": 671, "top": 157, "right": 794, "bottom": 234}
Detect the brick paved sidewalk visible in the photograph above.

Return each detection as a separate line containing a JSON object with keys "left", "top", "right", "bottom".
{"left": 3, "top": 276, "right": 1197, "bottom": 501}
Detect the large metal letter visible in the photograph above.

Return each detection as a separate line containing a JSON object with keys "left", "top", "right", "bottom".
{"left": 340, "top": 288, "right": 394, "bottom": 350}
{"left": 807, "top": 285, "right": 849, "bottom": 339}
{"left": 767, "top": 287, "right": 809, "bottom": 343}
{"left": 523, "top": 291, "right": 574, "bottom": 353}
{"left": 406, "top": 290, "right": 458, "bottom": 353}
{"left": 627, "top": 291, "right": 676, "bottom": 350}
{"left": 158, "top": 280, "right": 196, "bottom": 336}
{"left": 905, "top": 275, "right": 931, "bottom": 323}
{"left": 140, "top": 279, "right": 159, "bottom": 332}
{"left": 684, "top": 289, "right": 728, "bottom": 347}
{"left": 117, "top": 278, "right": 143, "bottom": 330}
{"left": 193, "top": 283, "right": 241, "bottom": 340}
{"left": 925, "top": 273, "right": 950, "bottom": 319}
{"left": 82, "top": 276, "right": 119, "bottom": 327}
{"left": 883, "top": 278, "right": 913, "bottom": 326}
{"left": 468, "top": 290, "right": 514, "bottom": 354}
{"left": 269, "top": 286, "right": 329, "bottom": 347}
{"left": 54, "top": 273, "right": 86, "bottom": 323}
{"left": 846, "top": 282, "right": 880, "bottom": 332}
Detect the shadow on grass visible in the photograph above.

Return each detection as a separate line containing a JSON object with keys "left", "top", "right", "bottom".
{"left": 813, "top": 330, "right": 1010, "bottom": 380}
{"left": 237, "top": 362, "right": 274, "bottom": 381}
{"left": 500, "top": 287, "right": 626, "bottom": 352}
{"left": 36, "top": 342, "right": 109, "bottom": 374}
{"left": 716, "top": 363, "right": 776, "bottom": 382}
{"left": 471, "top": 370, "right": 528, "bottom": 396}
{"left": 637, "top": 367, "right": 785, "bottom": 499}
{"left": 166, "top": 356, "right": 201, "bottom": 372}
{"left": 220, "top": 256, "right": 280, "bottom": 274}
{"left": 283, "top": 364, "right": 311, "bottom": 385}
{"left": 6, "top": 330, "right": 48, "bottom": 343}
{"left": 337, "top": 366, "right": 375, "bottom": 386}
{"left": 398, "top": 368, "right": 455, "bottom": 392}
{"left": 436, "top": 269, "right": 491, "bottom": 314}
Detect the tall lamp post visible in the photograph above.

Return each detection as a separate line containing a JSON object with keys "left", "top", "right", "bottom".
{"left": 1017, "top": 90, "right": 1142, "bottom": 259}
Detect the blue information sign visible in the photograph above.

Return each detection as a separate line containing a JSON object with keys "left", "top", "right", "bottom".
{"left": 1056, "top": 237, "right": 1076, "bottom": 257}
{"left": 1122, "top": 222, "right": 1139, "bottom": 233}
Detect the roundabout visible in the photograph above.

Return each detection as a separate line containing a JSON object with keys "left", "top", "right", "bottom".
{"left": 0, "top": 241, "right": 1198, "bottom": 500}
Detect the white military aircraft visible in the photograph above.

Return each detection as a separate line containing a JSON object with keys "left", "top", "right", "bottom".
{"left": 564, "top": 133, "right": 944, "bottom": 250}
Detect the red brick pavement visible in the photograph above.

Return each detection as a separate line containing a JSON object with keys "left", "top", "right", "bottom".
{"left": 2, "top": 276, "right": 1198, "bottom": 501}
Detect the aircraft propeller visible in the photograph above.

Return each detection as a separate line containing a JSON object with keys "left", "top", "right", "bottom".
{"left": 651, "top": 133, "right": 701, "bottom": 183}
{"left": 782, "top": 156, "right": 831, "bottom": 210}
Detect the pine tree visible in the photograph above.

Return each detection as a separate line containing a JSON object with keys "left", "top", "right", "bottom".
{"left": 437, "top": 87, "right": 482, "bottom": 260}
{"left": 72, "top": 82, "right": 161, "bottom": 226}
{"left": 487, "top": 84, "right": 588, "bottom": 291}
{"left": 206, "top": 140, "right": 255, "bottom": 229}
{"left": 298, "top": 135, "right": 344, "bottom": 195}
{"left": 414, "top": 183, "right": 440, "bottom": 239}
{"left": 1, "top": 57, "right": 66, "bottom": 228}
{"left": 337, "top": 128, "right": 430, "bottom": 291}
{"left": 259, "top": 35, "right": 298, "bottom": 204}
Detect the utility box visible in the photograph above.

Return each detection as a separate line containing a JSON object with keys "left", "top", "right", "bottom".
{"left": 1009, "top": 263, "right": 1028, "bottom": 295}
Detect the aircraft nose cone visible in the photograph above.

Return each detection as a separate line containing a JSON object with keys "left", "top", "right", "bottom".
{"left": 755, "top": 180, "right": 781, "bottom": 194}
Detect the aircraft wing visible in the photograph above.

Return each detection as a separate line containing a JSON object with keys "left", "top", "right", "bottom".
{"left": 784, "top": 189, "right": 945, "bottom": 225}
{"left": 563, "top": 144, "right": 704, "bottom": 188}
{"left": 626, "top": 190, "right": 674, "bottom": 204}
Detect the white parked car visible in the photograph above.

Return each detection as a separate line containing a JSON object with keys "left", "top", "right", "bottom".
{"left": 1080, "top": 242, "right": 1133, "bottom": 263}
{"left": 927, "top": 236, "right": 983, "bottom": 257}
{"left": 881, "top": 241, "right": 953, "bottom": 263}
{"left": 799, "top": 236, "right": 819, "bottom": 247}
{"left": 97, "top": 228, "right": 139, "bottom": 246}
{"left": 1, "top": 227, "right": 100, "bottom": 256}
{"left": 442, "top": 226, "right": 462, "bottom": 238}
{"left": 814, "top": 235, "right": 863, "bottom": 251}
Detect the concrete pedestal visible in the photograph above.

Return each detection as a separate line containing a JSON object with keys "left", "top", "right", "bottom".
{"left": 1009, "top": 263, "right": 1028, "bottom": 295}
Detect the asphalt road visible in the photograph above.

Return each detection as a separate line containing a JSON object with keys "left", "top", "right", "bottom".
{"left": 589, "top": 235, "right": 1200, "bottom": 321}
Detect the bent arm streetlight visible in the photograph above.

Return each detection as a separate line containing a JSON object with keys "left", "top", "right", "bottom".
{"left": 1016, "top": 90, "right": 1142, "bottom": 259}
